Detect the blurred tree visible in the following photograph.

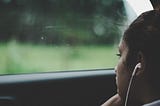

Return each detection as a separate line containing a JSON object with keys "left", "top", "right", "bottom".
{"left": 0, "top": 0, "right": 125, "bottom": 45}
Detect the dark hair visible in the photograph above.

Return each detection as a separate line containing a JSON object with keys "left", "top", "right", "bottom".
{"left": 123, "top": 10, "right": 160, "bottom": 89}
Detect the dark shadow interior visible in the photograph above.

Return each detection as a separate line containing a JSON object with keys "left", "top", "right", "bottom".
{"left": 0, "top": 70, "right": 116, "bottom": 106}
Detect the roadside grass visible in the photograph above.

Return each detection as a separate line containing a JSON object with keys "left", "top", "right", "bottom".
{"left": 0, "top": 41, "right": 118, "bottom": 74}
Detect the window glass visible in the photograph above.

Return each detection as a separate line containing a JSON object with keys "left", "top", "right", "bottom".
{"left": 0, "top": 0, "right": 126, "bottom": 74}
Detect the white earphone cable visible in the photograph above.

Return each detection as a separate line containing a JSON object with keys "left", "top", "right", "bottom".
{"left": 125, "top": 63, "right": 141, "bottom": 106}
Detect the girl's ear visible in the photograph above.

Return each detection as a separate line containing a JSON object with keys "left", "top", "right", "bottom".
{"left": 135, "top": 52, "right": 145, "bottom": 76}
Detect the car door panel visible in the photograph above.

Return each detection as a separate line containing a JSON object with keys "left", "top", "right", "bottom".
{"left": 0, "top": 69, "right": 116, "bottom": 106}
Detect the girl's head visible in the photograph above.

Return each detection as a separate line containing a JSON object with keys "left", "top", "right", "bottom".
{"left": 124, "top": 10, "right": 160, "bottom": 67}
{"left": 116, "top": 9, "right": 160, "bottom": 102}
{"left": 123, "top": 9, "right": 160, "bottom": 89}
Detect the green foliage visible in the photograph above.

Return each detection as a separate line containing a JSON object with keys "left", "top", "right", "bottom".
{"left": 0, "top": 0, "right": 125, "bottom": 45}
{"left": 0, "top": 41, "right": 118, "bottom": 74}
{"left": 0, "top": 0, "right": 124, "bottom": 74}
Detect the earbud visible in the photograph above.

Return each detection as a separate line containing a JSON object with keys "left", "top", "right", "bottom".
{"left": 132, "top": 63, "right": 141, "bottom": 76}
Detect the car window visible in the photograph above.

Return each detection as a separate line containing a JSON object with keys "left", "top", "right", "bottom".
{"left": 0, "top": 0, "right": 126, "bottom": 74}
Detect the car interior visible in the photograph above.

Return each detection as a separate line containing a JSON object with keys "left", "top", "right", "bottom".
{"left": 0, "top": 69, "right": 116, "bottom": 106}
{"left": 0, "top": 0, "right": 157, "bottom": 106}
